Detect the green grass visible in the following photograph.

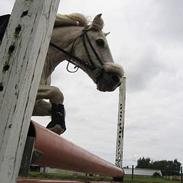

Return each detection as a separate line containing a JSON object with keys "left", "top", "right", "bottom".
{"left": 27, "top": 172, "right": 180, "bottom": 183}
{"left": 28, "top": 171, "right": 112, "bottom": 181}
{"left": 124, "top": 175, "right": 180, "bottom": 183}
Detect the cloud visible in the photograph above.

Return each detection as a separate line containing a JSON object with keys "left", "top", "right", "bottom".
{"left": 0, "top": 0, "right": 15, "bottom": 14}
{"left": 126, "top": 46, "right": 163, "bottom": 92}
{"left": 2, "top": 0, "right": 183, "bottom": 166}
{"left": 151, "top": 0, "right": 183, "bottom": 42}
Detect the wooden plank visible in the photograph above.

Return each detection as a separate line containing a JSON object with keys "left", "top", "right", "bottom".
{"left": 17, "top": 180, "right": 119, "bottom": 183}
{"left": 19, "top": 136, "right": 35, "bottom": 177}
{"left": 0, "top": 0, "right": 60, "bottom": 183}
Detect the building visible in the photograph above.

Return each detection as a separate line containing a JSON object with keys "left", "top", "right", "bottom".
{"left": 124, "top": 168, "right": 162, "bottom": 176}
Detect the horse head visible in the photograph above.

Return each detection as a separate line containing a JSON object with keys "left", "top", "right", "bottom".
{"left": 71, "top": 14, "right": 124, "bottom": 92}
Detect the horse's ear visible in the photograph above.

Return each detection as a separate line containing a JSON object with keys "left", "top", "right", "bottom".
{"left": 90, "top": 13, "right": 104, "bottom": 31}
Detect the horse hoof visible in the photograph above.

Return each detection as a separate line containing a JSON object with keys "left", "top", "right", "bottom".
{"left": 47, "top": 124, "right": 66, "bottom": 135}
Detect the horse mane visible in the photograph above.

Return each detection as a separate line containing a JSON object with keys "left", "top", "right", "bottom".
{"left": 54, "top": 13, "right": 89, "bottom": 27}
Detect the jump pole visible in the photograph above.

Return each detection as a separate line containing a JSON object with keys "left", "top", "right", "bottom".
{"left": 30, "top": 122, "right": 124, "bottom": 179}
{"left": 0, "top": 0, "right": 60, "bottom": 183}
{"left": 115, "top": 76, "right": 126, "bottom": 168}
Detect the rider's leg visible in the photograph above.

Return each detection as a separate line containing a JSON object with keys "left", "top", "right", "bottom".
{"left": 36, "top": 85, "right": 66, "bottom": 135}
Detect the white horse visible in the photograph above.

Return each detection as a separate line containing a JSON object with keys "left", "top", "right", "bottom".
{"left": 0, "top": 13, "right": 124, "bottom": 135}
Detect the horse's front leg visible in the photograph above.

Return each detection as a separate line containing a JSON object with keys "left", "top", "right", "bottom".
{"left": 36, "top": 85, "right": 66, "bottom": 135}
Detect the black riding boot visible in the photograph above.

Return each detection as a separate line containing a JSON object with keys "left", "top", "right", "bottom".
{"left": 46, "top": 103, "right": 66, "bottom": 135}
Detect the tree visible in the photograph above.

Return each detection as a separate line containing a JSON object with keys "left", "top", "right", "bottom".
{"left": 136, "top": 157, "right": 152, "bottom": 168}
{"left": 136, "top": 157, "right": 181, "bottom": 176}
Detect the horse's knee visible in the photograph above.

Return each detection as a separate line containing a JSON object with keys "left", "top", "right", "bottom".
{"left": 50, "top": 86, "right": 63, "bottom": 98}
{"left": 50, "top": 86, "right": 64, "bottom": 104}
{"left": 33, "top": 100, "right": 51, "bottom": 116}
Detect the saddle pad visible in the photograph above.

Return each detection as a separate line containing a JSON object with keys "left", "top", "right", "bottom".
{"left": 0, "top": 14, "right": 10, "bottom": 41}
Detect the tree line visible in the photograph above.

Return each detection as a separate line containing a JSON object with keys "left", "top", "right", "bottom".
{"left": 136, "top": 157, "right": 181, "bottom": 176}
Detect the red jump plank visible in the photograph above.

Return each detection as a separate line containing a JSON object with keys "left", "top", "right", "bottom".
{"left": 31, "top": 121, "right": 124, "bottom": 179}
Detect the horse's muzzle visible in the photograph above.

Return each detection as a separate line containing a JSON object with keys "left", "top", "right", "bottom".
{"left": 96, "top": 72, "right": 121, "bottom": 92}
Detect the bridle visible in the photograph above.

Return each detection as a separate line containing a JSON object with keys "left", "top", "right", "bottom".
{"left": 50, "top": 28, "right": 104, "bottom": 79}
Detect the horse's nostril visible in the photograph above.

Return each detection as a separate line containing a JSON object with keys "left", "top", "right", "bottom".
{"left": 112, "top": 75, "right": 120, "bottom": 83}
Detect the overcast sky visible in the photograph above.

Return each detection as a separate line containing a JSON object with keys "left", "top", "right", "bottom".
{"left": 1, "top": 0, "right": 183, "bottom": 167}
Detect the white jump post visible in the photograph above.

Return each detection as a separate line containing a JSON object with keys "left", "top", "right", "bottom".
{"left": 115, "top": 76, "right": 126, "bottom": 168}
{"left": 0, "top": 0, "right": 59, "bottom": 183}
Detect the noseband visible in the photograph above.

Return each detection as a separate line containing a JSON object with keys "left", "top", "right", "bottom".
{"left": 50, "top": 28, "right": 104, "bottom": 79}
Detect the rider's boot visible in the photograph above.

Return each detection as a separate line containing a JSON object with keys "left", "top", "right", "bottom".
{"left": 46, "top": 103, "right": 66, "bottom": 135}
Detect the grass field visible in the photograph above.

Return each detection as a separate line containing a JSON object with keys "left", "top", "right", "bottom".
{"left": 28, "top": 172, "right": 181, "bottom": 183}
{"left": 124, "top": 175, "right": 180, "bottom": 183}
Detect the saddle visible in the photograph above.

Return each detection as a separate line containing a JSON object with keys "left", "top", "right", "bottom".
{"left": 0, "top": 14, "right": 10, "bottom": 41}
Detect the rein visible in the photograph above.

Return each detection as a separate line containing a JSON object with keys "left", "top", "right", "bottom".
{"left": 50, "top": 41, "right": 91, "bottom": 71}
{"left": 50, "top": 29, "right": 104, "bottom": 74}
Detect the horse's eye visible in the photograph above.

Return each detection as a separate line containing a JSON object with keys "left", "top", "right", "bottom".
{"left": 96, "top": 39, "right": 105, "bottom": 47}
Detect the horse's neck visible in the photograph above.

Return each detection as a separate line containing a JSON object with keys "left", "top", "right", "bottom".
{"left": 48, "top": 26, "right": 83, "bottom": 72}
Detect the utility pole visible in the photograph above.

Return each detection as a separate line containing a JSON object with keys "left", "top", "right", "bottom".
{"left": 0, "top": 0, "right": 59, "bottom": 182}
{"left": 115, "top": 76, "right": 126, "bottom": 168}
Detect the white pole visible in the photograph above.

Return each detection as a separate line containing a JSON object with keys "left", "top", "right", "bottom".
{"left": 0, "top": 0, "right": 60, "bottom": 182}
{"left": 115, "top": 76, "right": 126, "bottom": 168}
